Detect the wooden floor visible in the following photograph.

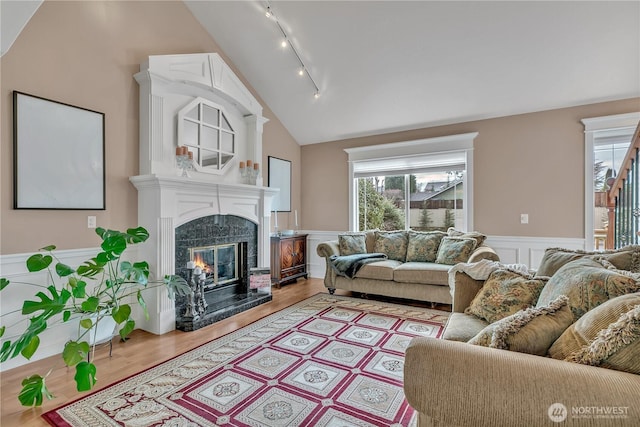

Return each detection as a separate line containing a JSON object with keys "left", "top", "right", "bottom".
{"left": 0, "top": 278, "right": 449, "bottom": 426}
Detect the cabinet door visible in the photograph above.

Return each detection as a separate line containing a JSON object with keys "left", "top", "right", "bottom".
{"left": 280, "top": 239, "right": 295, "bottom": 270}
{"left": 293, "top": 238, "right": 306, "bottom": 267}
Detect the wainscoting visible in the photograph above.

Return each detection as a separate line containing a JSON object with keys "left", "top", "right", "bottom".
{"left": 302, "top": 230, "right": 586, "bottom": 280}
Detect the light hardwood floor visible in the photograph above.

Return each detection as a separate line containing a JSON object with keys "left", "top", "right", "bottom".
{"left": 0, "top": 278, "right": 448, "bottom": 426}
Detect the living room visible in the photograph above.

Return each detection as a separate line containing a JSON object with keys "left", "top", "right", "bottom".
{"left": 1, "top": 1, "right": 639, "bottom": 426}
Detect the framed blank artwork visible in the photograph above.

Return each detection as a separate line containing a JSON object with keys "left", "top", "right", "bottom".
{"left": 268, "top": 156, "right": 291, "bottom": 212}
{"left": 13, "top": 91, "right": 105, "bottom": 209}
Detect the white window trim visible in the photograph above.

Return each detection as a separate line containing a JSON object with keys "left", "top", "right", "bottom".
{"left": 345, "top": 132, "right": 477, "bottom": 232}
{"left": 582, "top": 112, "right": 640, "bottom": 250}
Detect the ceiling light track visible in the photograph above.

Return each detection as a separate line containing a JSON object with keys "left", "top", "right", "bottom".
{"left": 264, "top": 1, "right": 320, "bottom": 99}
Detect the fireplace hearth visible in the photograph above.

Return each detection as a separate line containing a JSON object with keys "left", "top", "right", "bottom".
{"left": 174, "top": 214, "right": 272, "bottom": 331}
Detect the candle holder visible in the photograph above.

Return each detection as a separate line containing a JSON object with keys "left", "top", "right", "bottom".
{"left": 239, "top": 161, "right": 260, "bottom": 185}
{"left": 176, "top": 154, "right": 194, "bottom": 177}
{"left": 182, "top": 266, "right": 208, "bottom": 319}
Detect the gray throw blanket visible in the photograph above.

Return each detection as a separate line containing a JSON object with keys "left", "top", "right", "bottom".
{"left": 329, "top": 253, "right": 388, "bottom": 279}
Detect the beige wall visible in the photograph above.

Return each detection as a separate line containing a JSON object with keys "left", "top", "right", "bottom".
{"left": 0, "top": 0, "right": 300, "bottom": 255}
{"left": 301, "top": 98, "right": 640, "bottom": 238}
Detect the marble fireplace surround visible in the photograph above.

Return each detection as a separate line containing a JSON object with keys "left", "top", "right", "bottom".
{"left": 130, "top": 53, "right": 278, "bottom": 335}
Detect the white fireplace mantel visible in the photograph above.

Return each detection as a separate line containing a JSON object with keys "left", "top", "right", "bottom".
{"left": 131, "top": 54, "right": 274, "bottom": 335}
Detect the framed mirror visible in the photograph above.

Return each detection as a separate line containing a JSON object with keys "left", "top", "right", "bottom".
{"left": 268, "top": 156, "right": 291, "bottom": 212}
{"left": 13, "top": 91, "right": 105, "bottom": 209}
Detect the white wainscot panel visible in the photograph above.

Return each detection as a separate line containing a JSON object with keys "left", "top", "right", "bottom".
{"left": 0, "top": 246, "right": 140, "bottom": 371}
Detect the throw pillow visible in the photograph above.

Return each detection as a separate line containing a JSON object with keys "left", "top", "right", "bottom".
{"left": 373, "top": 231, "right": 408, "bottom": 262}
{"left": 536, "top": 258, "right": 640, "bottom": 321}
{"left": 464, "top": 269, "right": 548, "bottom": 323}
{"left": 338, "top": 233, "right": 367, "bottom": 256}
{"left": 447, "top": 227, "right": 487, "bottom": 247}
{"left": 435, "top": 237, "right": 477, "bottom": 265}
{"left": 535, "top": 245, "right": 640, "bottom": 277}
{"left": 468, "top": 295, "right": 573, "bottom": 356}
{"left": 549, "top": 292, "right": 640, "bottom": 360}
{"left": 564, "top": 303, "right": 640, "bottom": 375}
{"left": 405, "top": 231, "right": 446, "bottom": 262}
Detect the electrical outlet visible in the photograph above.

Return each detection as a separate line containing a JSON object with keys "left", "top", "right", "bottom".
{"left": 520, "top": 214, "right": 529, "bottom": 224}
{"left": 88, "top": 216, "right": 97, "bottom": 229}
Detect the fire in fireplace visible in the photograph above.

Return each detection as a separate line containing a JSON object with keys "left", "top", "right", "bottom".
{"left": 190, "top": 243, "right": 239, "bottom": 290}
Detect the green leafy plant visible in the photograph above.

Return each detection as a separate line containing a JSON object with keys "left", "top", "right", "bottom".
{"left": 0, "top": 226, "right": 191, "bottom": 407}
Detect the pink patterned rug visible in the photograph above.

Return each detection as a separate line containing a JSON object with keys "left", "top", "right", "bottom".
{"left": 43, "top": 294, "right": 449, "bottom": 427}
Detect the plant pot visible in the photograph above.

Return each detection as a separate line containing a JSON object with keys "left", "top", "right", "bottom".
{"left": 71, "top": 311, "right": 117, "bottom": 345}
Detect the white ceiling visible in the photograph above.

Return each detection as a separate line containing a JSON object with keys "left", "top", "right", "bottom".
{"left": 185, "top": 1, "right": 640, "bottom": 145}
{"left": 3, "top": 1, "right": 638, "bottom": 146}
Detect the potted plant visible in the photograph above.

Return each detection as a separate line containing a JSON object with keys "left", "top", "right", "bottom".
{"left": 0, "top": 226, "right": 191, "bottom": 407}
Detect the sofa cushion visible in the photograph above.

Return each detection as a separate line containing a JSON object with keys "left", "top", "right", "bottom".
{"left": 536, "top": 258, "right": 640, "bottom": 321}
{"left": 338, "top": 233, "right": 367, "bottom": 255}
{"left": 535, "top": 245, "right": 640, "bottom": 277}
{"left": 354, "top": 259, "right": 402, "bottom": 281}
{"left": 442, "top": 312, "right": 489, "bottom": 342}
{"left": 435, "top": 237, "right": 477, "bottom": 265}
{"left": 468, "top": 295, "right": 573, "bottom": 356}
{"left": 374, "top": 231, "right": 408, "bottom": 262}
{"left": 464, "top": 269, "right": 547, "bottom": 324}
{"left": 393, "top": 262, "right": 450, "bottom": 286}
{"left": 564, "top": 302, "right": 640, "bottom": 375}
{"left": 549, "top": 292, "right": 640, "bottom": 360}
{"left": 447, "top": 227, "right": 487, "bottom": 247}
{"left": 405, "top": 231, "right": 446, "bottom": 262}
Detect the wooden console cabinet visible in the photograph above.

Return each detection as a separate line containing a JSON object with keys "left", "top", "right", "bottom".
{"left": 270, "top": 234, "right": 308, "bottom": 288}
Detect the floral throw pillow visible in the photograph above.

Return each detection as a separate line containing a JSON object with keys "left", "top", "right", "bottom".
{"left": 373, "top": 231, "right": 408, "bottom": 262}
{"left": 435, "top": 237, "right": 477, "bottom": 265}
{"left": 468, "top": 295, "right": 573, "bottom": 356}
{"left": 536, "top": 258, "right": 640, "bottom": 321}
{"left": 465, "top": 269, "right": 548, "bottom": 323}
{"left": 405, "top": 231, "right": 446, "bottom": 263}
{"left": 338, "top": 233, "right": 367, "bottom": 256}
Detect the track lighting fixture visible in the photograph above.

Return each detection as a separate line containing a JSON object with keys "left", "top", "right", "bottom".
{"left": 264, "top": 1, "right": 320, "bottom": 99}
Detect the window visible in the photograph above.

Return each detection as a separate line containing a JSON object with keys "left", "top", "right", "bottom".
{"left": 583, "top": 113, "right": 640, "bottom": 250}
{"left": 345, "top": 133, "right": 476, "bottom": 232}
{"left": 178, "top": 98, "right": 235, "bottom": 173}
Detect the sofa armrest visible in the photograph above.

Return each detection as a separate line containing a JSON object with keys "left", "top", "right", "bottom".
{"left": 316, "top": 240, "right": 340, "bottom": 258}
{"left": 405, "top": 338, "right": 640, "bottom": 427}
{"left": 467, "top": 245, "right": 499, "bottom": 263}
{"left": 451, "top": 271, "right": 484, "bottom": 313}
{"left": 316, "top": 241, "right": 340, "bottom": 289}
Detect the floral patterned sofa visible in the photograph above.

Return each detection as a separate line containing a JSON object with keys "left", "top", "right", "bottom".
{"left": 316, "top": 228, "right": 499, "bottom": 305}
{"left": 405, "top": 245, "right": 640, "bottom": 426}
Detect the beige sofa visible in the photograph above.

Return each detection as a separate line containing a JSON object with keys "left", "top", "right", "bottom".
{"left": 404, "top": 246, "right": 640, "bottom": 427}
{"left": 316, "top": 229, "right": 499, "bottom": 305}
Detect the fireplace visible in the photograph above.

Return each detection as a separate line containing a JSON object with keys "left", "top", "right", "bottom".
{"left": 174, "top": 214, "right": 271, "bottom": 332}
{"left": 130, "top": 53, "right": 277, "bottom": 335}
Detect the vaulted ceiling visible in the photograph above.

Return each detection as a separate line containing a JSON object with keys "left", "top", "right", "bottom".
{"left": 3, "top": 1, "right": 639, "bottom": 145}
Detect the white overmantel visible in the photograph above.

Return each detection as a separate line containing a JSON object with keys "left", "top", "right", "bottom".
{"left": 130, "top": 53, "right": 275, "bottom": 335}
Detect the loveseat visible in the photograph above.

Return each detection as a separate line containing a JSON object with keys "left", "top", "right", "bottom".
{"left": 404, "top": 246, "right": 640, "bottom": 427}
{"left": 316, "top": 229, "right": 499, "bottom": 305}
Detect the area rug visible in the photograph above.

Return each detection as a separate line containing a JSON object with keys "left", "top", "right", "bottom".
{"left": 43, "top": 294, "right": 449, "bottom": 427}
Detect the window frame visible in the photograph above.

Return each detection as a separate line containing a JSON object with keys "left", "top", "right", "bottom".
{"left": 345, "top": 132, "right": 477, "bottom": 232}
